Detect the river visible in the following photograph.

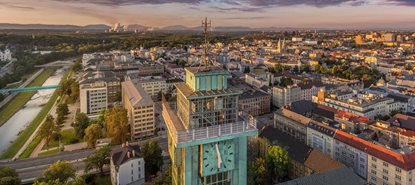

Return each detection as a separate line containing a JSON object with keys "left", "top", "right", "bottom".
{"left": 0, "top": 68, "right": 65, "bottom": 154}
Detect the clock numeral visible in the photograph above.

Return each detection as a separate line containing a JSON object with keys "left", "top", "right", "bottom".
{"left": 229, "top": 152, "right": 233, "bottom": 155}
{"left": 203, "top": 158, "right": 207, "bottom": 160}
{"left": 228, "top": 159, "right": 232, "bottom": 162}
{"left": 205, "top": 150, "right": 209, "bottom": 153}
{"left": 224, "top": 164, "right": 227, "bottom": 169}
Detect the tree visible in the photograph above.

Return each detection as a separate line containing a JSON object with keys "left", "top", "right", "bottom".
{"left": 105, "top": 107, "right": 129, "bottom": 144}
{"left": 70, "top": 81, "right": 79, "bottom": 102}
{"left": 142, "top": 141, "right": 163, "bottom": 178}
{"left": 267, "top": 146, "right": 289, "bottom": 182}
{"left": 56, "top": 103, "right": 69, "bottom": 125}
{"left": 274, "top": 63, "right": 283, "bottom": 73}
{"left": 248, "top": 157, "right": 268, "bottom": 185}
{"left": 248, "top": 137, "right": 270, "bottom": 161}
{"left": 84, "top": 124, "right": 102, "bottom": 148}
{"left": 72, "top": 113, "right": 89, "bottom": 138}
{"left": 151, "top": 164, "right": 172, "bottom": 185}
{"left": 0, "top": 166, "right": 20, "bottom": 185}
{"left": 39, "top": 115, "right": 57, "bottom": 148}
{"left": 243, "top": 66, "right": 250, "bottom": 73}
{"left": 300, "top": 65, "right": 311, "bottom": 73}
{"left": 71, "top": 58, "right": 82, "bottom": 72}
{"left": 279, "top": 77, "right": 294, "bottom": 87}
{"left": 293, "top": 65, "right": 299, "bottom": 74}
{"left": 36, "top": 161, "right": 75, "bottom": 183}
{"left": 84, "top": 145, "right": 111, "bottom": 174}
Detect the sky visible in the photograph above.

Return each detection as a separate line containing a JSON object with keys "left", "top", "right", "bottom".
{"left": 0, "top": 0, "right": 414, "bottom": 29}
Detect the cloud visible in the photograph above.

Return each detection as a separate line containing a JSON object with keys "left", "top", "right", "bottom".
{"left": 242, "top": 0, "right": 368, "bottom": 7}
{"left": 51, "top": 0, "right": 210, "bottom": 6}
{"left": 49, "top": 0, "right": 415, "bottom": 9}
{"left": 387, "top": 0, "right": 415, "bottom": 5}
{"left": 0, "top": 2, "right": 36, "bottom": 10}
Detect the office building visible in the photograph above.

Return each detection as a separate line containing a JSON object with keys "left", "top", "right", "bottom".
{"left": 122, "top": 80, "right": 155, "bottom": 140}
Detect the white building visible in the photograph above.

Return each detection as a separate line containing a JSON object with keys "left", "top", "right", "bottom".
{"left": 313, "top": 90, "right": 402, "bottom": 119}
{"left": 111, "top": 143, "right": 145, "bottom": 185}
{"left": 333, "top": 130, "right": 368, "bottom": 179}
{"left": 80, "top": 81, "right": 108, "bottom": 118}
{"left": 0, "top": 49, "right": 12, "bottom": 62}
{"left": 272, "top": 81, "right": 325, "bottom": 108}
{"left": 129, "top": 76, "right": 168, "bottom": 99}
{"left": 307, "top": 121, "right": 336, "bottom": 157}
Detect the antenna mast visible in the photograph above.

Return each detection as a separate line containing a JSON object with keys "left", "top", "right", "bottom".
{"left": 199, "top": 17, "right": 211, "bottom": 69}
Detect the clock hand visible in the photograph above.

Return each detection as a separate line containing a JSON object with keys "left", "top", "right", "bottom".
{"left": 215, "top": 143, "right": 222, "bottom": 169}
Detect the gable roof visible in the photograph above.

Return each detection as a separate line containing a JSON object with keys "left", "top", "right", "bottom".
{"left": 304, "top": 149, "right": 343, "bottom": 173}
{"left": 335, "top": 130, "right": 415, "bottom": 171}
{"left": 122, "top": 80, "right": 154, "bottom": 108}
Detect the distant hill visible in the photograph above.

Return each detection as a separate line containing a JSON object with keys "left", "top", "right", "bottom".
{"left": 0, "top": 23, "right": 110, "bottom": 30}
{"left": 0, "top": 23, "right": 323, "bottom": 32}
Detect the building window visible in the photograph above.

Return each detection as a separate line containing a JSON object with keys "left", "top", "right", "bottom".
{"left": 383, "top": 176, "right": 389, "bottom": 181}
{"left": 383, "top": 162, "right": 389, "bottom": 167}
{"left": 395, "top": 175, "right": 401, "bottom": 180}
{"left": 396, "top": 167, "right": 401, "bottom": 173}
{"left": 383, "top": 169, "right": 388, "bottom": 174}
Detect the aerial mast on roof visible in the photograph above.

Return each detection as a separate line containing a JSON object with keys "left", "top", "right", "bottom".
{"left": 198, "top": 17, "right": 212, "bottom": 71}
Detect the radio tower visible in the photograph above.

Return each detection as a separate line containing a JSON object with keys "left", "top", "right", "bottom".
{"left": 199, "top": 17, "right": 211, "bottom": 70}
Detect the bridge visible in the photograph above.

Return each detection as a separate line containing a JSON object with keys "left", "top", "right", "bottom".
{"left": 35, "top": 60, "right": 74, "bottom": 68}
{"left": 0, "top": 85, "right": 60, "bottom": 94}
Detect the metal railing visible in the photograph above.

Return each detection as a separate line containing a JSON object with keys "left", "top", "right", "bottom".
{"left": 162, "top": 97, "right": 257, "bottom": 144}
{"left": 174, "top": 121, "right": 256, "bottom": 143}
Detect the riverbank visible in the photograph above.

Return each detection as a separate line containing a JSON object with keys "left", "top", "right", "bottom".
{"left": 0, "top": 68, "right": 56, "bottom": 126}
{"left": 16, "top": 68, "right": 73, "bottom": 159}
{"left": 0, "top": 68, "right": 67, "bottom": 159}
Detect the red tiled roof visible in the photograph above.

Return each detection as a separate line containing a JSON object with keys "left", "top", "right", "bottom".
{"left": 335, "top": 130, "right": 415, "bottom": 171}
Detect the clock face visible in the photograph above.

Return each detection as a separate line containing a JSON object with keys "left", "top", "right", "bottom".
{"left": 219, "top": 140, "right": 235, "bottom": 171}
{"left": 200, "top": 140, "right": 235, "bottom": 177}
{"left": 201, "top": 143, "right": 218, "bottom": 175}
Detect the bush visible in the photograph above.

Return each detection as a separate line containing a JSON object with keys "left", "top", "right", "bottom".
{"left": 69, "top": 138, "right": 79, "bottom": 144}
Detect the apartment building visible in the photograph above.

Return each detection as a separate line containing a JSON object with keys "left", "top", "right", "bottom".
{"left": 333, "top": 130, "right": 369, "bottom": 179}
{"left": 307, "top": 121, "right": 336, "bottom": 157}
{"left": 80, "top": 71, "right": 120, "bottom": 103}
{"left": 80, "top": 81, "right": 107, "bottom": 118}
{"left": 366, "top": 121, "right": 415, "bottom": 149}
{"left": 110, "top": 143, "right": 145, "bottom": 185}
{"left": 238, "top": 90, "right": 271, "bottom": 116}
{"left": 0, "top": 49, "right": 12, "bottom": 62}
{"left": 122, "top": 80, "right": 155, "bottom": 140}
{"left": 274, "top": 108, "right": 311, "bottom": 142}
{"left": 272, "top": 85, "right": 301, "bottom": 108}
{"left": 272, "top": 81, "right": 325, "bottom": 108}
{"left": 129, "top": 77, "right": 168, "bottom": 99}
{"left": 313, "top": 90, "right": 402, "bottom": 119}
{"left": 334, "top": 130, "right": 415, "bottom": 185}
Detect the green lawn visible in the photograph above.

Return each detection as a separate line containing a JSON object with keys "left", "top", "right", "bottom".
{"left": 38, "top": 148, "right": 59, "bottom": 156}
{"left": 43, "top": 129, "right": 81, "bottom": 150}
{"left": 0, "top": 68, "right": 56, "bottom": 126}
{"left": 7, "top": 69, "right": 72, "bottom": 159}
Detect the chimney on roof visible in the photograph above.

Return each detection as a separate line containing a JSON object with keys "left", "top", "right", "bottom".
{"left": 132, "top": 150, "right": 136, "bottom": 157}
{"left": 126, "top": 141, "right": 129, "bottom": 146}
{"left": 127, "top": 151, "right": 131, "bottom": 158}
{"left": 122, "top": 143, "right": 126, "bottom": 148}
